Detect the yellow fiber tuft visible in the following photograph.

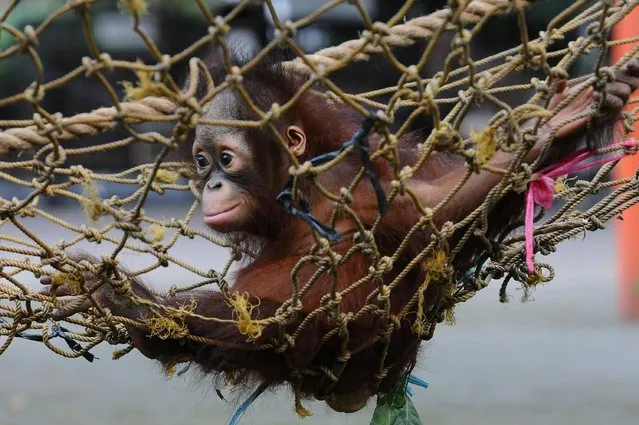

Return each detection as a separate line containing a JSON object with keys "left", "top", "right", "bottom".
{"left": 153, "top": 169, "right": 179, "bottom": 184}
{"left": 51, "top": 272, "right": 84, "bottom": 295}
{"left": 143, "top": 299, "right": 197, "bottom": 340}
{"left": 118, "top": 0, "right": 148, "bottom": 17}
{"left": 143, "top": 316, "right": 187, "bottom": 339}
{"left": 553, "top": 176, "right": 569, "bottom": 195}
{"left": 227, "top": 291, "right": 264, "bottom": 342}
{"left": 526, "top": 270, "right": 545, "bottom": 286}
{"left": 148, "top": 224, "right": 166, "bottom": 243}
{"left": 413, "top": 249, "right": 452, "bottom": 334}
{"left": 443, "top": 306, "right": 456, "bottom": 326}
{"left": 470, "top": 127, "right": 496, "bottom": 165}
{"left": 423, "top": 249, "right": 449, "bottom": 277}
{"left": 81, "top": 180, "right": 105, "bottom": 223}
{"left": 294, "top": 398, "right": 313, "bottom": 418}
{"left": 164, "top": 362, "right": 177, "bottom": 378}
{"left": 121, "top": 61, "right": 171, "bottom": 101}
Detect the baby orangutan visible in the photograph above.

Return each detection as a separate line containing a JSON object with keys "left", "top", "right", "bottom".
{"left": 42, "top": 50, "right": 639, "bottom": 413}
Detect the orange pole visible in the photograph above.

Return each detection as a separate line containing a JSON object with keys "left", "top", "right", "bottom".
{"left": 612, "top": 6, "right": 639, "bottom": 320}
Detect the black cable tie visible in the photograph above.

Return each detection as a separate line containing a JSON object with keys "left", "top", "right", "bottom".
{"left": 351, "top": 117, "right": 389, "bottom": 216}
{"left": 1, "top": 318, "right": 96, "bottom": 363}
{"left": 14, "top": 333, "right": 44, "bottom": 342}
{"left": 276, "top": 186, "right": 341, "bottom": 241}
{"left": 308, "top": 117, "right": 387, "bottom": 215}
{"left": 276, "top": 114, "right": 388, "bottom": 239}
{"left": 52, "top": 325, "right": 97, "bottom": 362}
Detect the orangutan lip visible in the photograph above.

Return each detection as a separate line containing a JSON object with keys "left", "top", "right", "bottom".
{"left": 204, "top": 204, "right": 239, "bottom": 224}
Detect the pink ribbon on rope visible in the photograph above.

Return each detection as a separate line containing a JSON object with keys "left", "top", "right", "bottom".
{"left": 524, "top": 139, "right": 639, "bottom": 273}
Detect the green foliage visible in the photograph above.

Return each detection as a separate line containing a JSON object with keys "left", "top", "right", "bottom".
{"left": 370, "top": 385, "right": 423, "bottom": 425}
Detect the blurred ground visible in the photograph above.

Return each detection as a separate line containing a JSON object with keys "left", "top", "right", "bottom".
{"left": 1, "top": 205, "right": 639, "bottom": 425}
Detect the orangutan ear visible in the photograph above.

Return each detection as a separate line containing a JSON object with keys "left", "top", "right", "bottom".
{"left": 286, "top": 125, "right": 306, "bottom": 157}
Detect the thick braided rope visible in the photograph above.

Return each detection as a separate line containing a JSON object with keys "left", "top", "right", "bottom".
{"left": 289, "top": 0, "right": 538, "bottom": 72}
{"left": 0, "top": 97, "right": 177, "bottom": 154}
{"left": 0, "top": 0, "right": 537, "bottom": 155}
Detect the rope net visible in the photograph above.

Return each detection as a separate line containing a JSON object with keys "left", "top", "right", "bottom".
{"left": 2, "top": 0, "right": 639, "bottom": 413}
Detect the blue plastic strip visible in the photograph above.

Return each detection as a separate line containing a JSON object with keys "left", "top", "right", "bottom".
{"left": 229, "top": 382, "right": 269, "bottom": 425}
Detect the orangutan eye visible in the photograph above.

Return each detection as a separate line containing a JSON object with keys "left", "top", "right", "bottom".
{"left": 219, "top": 151, "right": 234, "bottom": 167}
{"left": 195, "top": 153, "right": 210, "bottom": 169}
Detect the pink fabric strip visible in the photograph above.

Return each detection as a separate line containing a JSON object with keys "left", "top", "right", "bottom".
{"left": 524, "top": 139, "right": 638, "bottom": 273}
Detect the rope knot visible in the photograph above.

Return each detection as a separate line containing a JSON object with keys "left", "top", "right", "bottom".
{"left": 530, "top": 77, "right": 549, "bottom": 95}
{"left": 424, "top": 78, "right": 440, "bottom": 100}
{"left": 99, "top": 53, "right": 114, "bottom": 72}
{"left": 275, "top": 20, "right": 297, "bottom": 39}
{"left": 405, "top": 65, "right": 420, "bottom": 81}
{"left": 317, "top": 252, "right": 342, "bottom": 273}
{"left": 69, "top": 165, "right": 92, "bottom": 180}
{"left": 377, "top": 285, "right": 390, "bottom": 301}
{"left": 170, "top": 218, "right": 195, "bottom": 239}
{"left": 432, "top": 121, "right": 461, "bottom": 151}
{"left": 41, "top": 251, "right": 68, "bottom": 268}
{"left": 288, "top": 161, "right": 314, "bottom": 177}
{"left": 82, "top": 56, "right": 101, "bottom": 77}
{"left": 586, "top": 21, "right": 606, "bottom": 44}
{"left": 371, "top": 21, "right": 391, "bottom": 36}
{"left": 377, "top": 256, "right": 393, "bottom": 274}
{"left": 361, "top": 29, "right": 383, "bottom": 47}
{"left": 568, "top": 37, "right": 586, "bottom": 54}
{"left": 452, "top": 29, "right": 472, "bottom": 49}
{"left": 159, "top": 54, "right": 172, "bottom": 72}
{"left": 354, "top": 230, "right": 375, "bottom": 256}
{"left": 98, "top": 256, "right": 119, "bottom": 275}
{"left": 261, "top": 102, "right": 282, "bottom": 126}
{"left": 225, "top": 67, "right": 243, "bottom": 86}
{"left": 0, "top": 198, "right": 18, "bottom": 219}
{"left": 44, "top": 148, "right": 67, "bottom": 168}
{"left": 473, "top": 71, "right": 491, "bottom": 94}
{"left": 339, "top": 187, "right": 353, "bottom": 205}
{"left": 274, "top": 335, "right": 292, "bottom": 353}
{"left": 523, "top": 41, "right": 547, "bottom": 69}
{"left": 20, "top": 25, "right": 38, "bottom": 51}
{"left": 438, "top": 221, "right": 455, "bottom": 239}
{"left": 104, "top": 325, "right": 129, "bottom": 345}
{"left": 156, "top": 251, "right": 170, "bottom": 267}
{"left": 212, "top": 15, "right": 230, "bottom": 35}
{"left": 398, "top": 165, "right": 414, "bottom": 183}
{"left": 512, "top": 163, "right": 534, "bottom": 191}
{"left": 80, "top": 225, "right": 103, "bottom": 243}
{"left": 115, "top": 212, "right": 143, "bottom": 237}
{"left": 23, "top": 82, "right": 45, "bottom": 104}
{"left": 548, "top": 66, "right": 569, "bottom": 80}
{"left": 596, "top": 66, "right": 615, "bottom": 87}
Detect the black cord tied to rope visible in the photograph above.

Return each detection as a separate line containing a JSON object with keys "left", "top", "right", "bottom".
{"left": 1, "top": 318, "right": 96, "bottom": 362}
{"left": 277, "top": 115, "right": 388, "bottom": 241}
{"left": 277, "top": 187, "right": 342, "bottom": 240}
